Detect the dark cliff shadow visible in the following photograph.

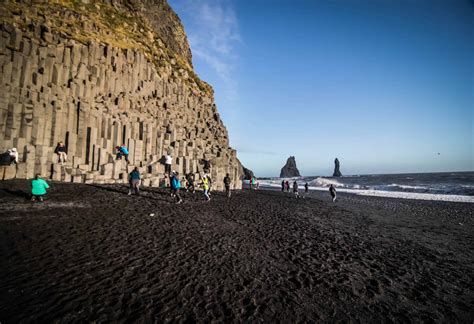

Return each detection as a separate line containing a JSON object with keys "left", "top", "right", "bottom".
{"left": 0, "top": 188, "right": 31, "bottom": 199}
{"left": 87, "top": 184, "right": 171, "bottom": 203}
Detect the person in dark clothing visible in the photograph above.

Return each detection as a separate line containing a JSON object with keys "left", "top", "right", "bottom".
{"left": 128, "top": 167, "right": 141, "bottom": 195}
{"left": 223, "top": 173, "right": 231, "bottom": 198}
{"left": 202, "top": 159, "right": 211, "bottom": 174}
{"left": 170, "top": 171, "right": 183, "bottom": 204}
{"left": 305, "top": 182, "right": 309, "bottom": 193}
{"left": 54, "top": 142, "right": 67, "bottom": 164}
{"left": 293, "top": 181, "right": 299, "bottom": 199}
{"left": 285, "top": 180, "right": 290, "bottom": 192}
{"left": 186, "top": 173, "right": 195, "bottom": 193}
{"left": 281, "top": 180, "right": 285, "bottom": 192}
{"left": 115, "top": 146, "right": 122, "bottom": 160}
{"left": 329, "top": 184, "right": 337, "bottom": 202}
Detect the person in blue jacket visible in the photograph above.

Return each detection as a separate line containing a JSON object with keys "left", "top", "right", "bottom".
{"left": 170, "top": 171, "right": 183, "bottom": 204}
{"left": 119, "top": 144, "right": 129, "bottom": 163}
{"left": 116, "top": 144, "right": 129, "bottom": 163}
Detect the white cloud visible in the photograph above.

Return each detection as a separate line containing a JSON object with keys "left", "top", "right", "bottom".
{"left": 173, "top": 0, "right": 240, "bottom": 99}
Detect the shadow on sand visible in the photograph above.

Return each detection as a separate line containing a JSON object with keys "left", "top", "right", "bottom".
{"left": 0, "top": 188, "right": 31, "bottom": 199}
{"left": 87, "top": 184, "right": 172, "bottom": 203}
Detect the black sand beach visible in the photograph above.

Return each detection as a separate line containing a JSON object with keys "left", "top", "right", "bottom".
{"left": 0, "top": 180, "right": 473, "bottom": 323}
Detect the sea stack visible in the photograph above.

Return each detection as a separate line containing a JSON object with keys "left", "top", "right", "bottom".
{"left": 280, "top": 156, "right": 300, "bottom": 178}
{"left": 0, "top": 0, "right": 242, "bottom": 190}
{"left": 333, "top": 158, "right": 342, "bottom": 177}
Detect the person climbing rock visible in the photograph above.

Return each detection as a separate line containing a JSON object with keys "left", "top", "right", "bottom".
{"left": 202, "top": 159, "right": 211, "bottom": 174}
{"left": 31, "top": 174, "right": 49, "bottom": 202}
{"left": 8, "top": 148, "right": 18, "bottom": 165}
{"left": 120, "top": 144, "right": 129, "bottom": 163}
{"left": 128, "top": 167, "right": 141, "bottom": 195}
{"left": 164, "top": 153, "right": 172, "bottom": 175}
{"left": 54, "top": 142, "right": 67, "bottom": 164}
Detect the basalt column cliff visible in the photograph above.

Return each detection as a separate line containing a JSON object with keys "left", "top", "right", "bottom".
{"left": 0, "top": 0, "right": 243, "bottom": 189}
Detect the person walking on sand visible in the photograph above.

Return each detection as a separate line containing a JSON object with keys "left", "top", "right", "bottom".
{"left": 207, "top": 174, "right": 213, "bottom": 197}
{"left": 223, "top": 173, "right": 231, "bottom": 198}
{"left": 329, "top": 184, "right": 337, "bottom": 202}
{"left": 54, "top": 142, "right": 67, "bottom": 164}
{"left": 164, "top": 153, "right": 172, "bottom": 175}
{"left": 170, "top": 171, "right": 183, "bottom": 204}
{"left": 305, "top": 182, "right": 309, "bottom": 193}
{"left": 200, "top": 174, "right": 211, "bottom": 202}
{"left": 281, "top": 180, "right": 285, "bottom": 192}
{"left": 31, "top": 174, "right": 49, "bottom": 202}
{"left": 128, "top": 167, "right": 141, "bottom": 195}
{"left": 293, "top": 181, "right": 300, "bottom": 199}
{"left": 186, "top": 173, "right": 195, "bottom": 194}
{"left": 285, "top": 180, "right": 290, "bottom": 192}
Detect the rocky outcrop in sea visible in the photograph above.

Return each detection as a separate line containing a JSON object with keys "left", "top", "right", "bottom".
{"left": 280, "top": 156, "right": 300, "bottom": 178}
{"left": 333, "top": 158, "right": 342, "bottom": 177}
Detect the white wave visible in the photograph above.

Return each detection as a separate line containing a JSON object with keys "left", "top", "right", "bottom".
{"left": 257, "top": 180, "right": 474, "bottom": 203}
{"left": 335, "top": 188, "right": 474, "bottom": 203}
{"left": 386, "top": 184, "right": 428, "bottom": 190}
{"left": 309, "top": 177, "right": 344, "bottom": 187}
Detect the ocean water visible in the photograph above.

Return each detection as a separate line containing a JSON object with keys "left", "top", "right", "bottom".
{"left": 257, "top": 172, "right": 474, "bottom": 203}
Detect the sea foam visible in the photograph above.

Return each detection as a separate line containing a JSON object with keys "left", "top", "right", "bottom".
{"left": 258, "top": 180, "right": 474, "bottom": 203}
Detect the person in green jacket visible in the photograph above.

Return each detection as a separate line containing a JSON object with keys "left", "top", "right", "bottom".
{"left": 31, "top": 174, "right": 49, "bottom": 202}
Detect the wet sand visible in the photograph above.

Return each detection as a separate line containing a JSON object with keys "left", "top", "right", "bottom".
{"left": 0, "top": 180, "right": 473, "bottom": 323}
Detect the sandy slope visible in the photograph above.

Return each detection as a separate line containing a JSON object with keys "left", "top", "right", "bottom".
{"left": 0, "top": 180, "right": 473, "bottom": 323}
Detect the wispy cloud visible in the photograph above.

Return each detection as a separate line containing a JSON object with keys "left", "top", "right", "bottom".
{"left": 173, "top": 0, "right": 240, "bottom": 99}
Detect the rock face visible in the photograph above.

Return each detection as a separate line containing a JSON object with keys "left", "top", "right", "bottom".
{"left": 280, "top": 156, "right": 300, "bottom": 178}
{"left": 242, "top": 166, "right": 254, "bottom": 180}
{"left": 0, "top": 0, "right": 242, "bottom": 189}
{"left": 333, "top": 158, "right": 342, "bottom": 177}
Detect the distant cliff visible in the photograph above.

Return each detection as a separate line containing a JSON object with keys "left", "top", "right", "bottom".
{"left": 242, "top": 166, "right": 255, "bottom": 180}
{"left": 280, "top": 156, "right": 300, "bottom": 178}
{"left": 0, "top": 0, "right": 242, "bottom": 189}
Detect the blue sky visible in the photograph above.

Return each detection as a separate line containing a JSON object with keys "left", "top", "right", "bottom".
{"left": 170, "top": 0, "right": 473, "bottom": 177}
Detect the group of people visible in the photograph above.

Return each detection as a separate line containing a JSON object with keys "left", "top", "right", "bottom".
{"left": 2, "top": 142, "right": 67, "bottom": 166}
{"left": 167, "top": 171, "right": 232, "bottom": 204}
{"left": 19, "top": 140, "right": 340, "bottom": 204}
{"left": 248, "top": 177, "right": 259, "bottom": 190}
{"left": 125, "top": 163, "right": 232, "bottom": 204}
{"left": 281, "top": 180, "right": 337, "bottom": 202}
